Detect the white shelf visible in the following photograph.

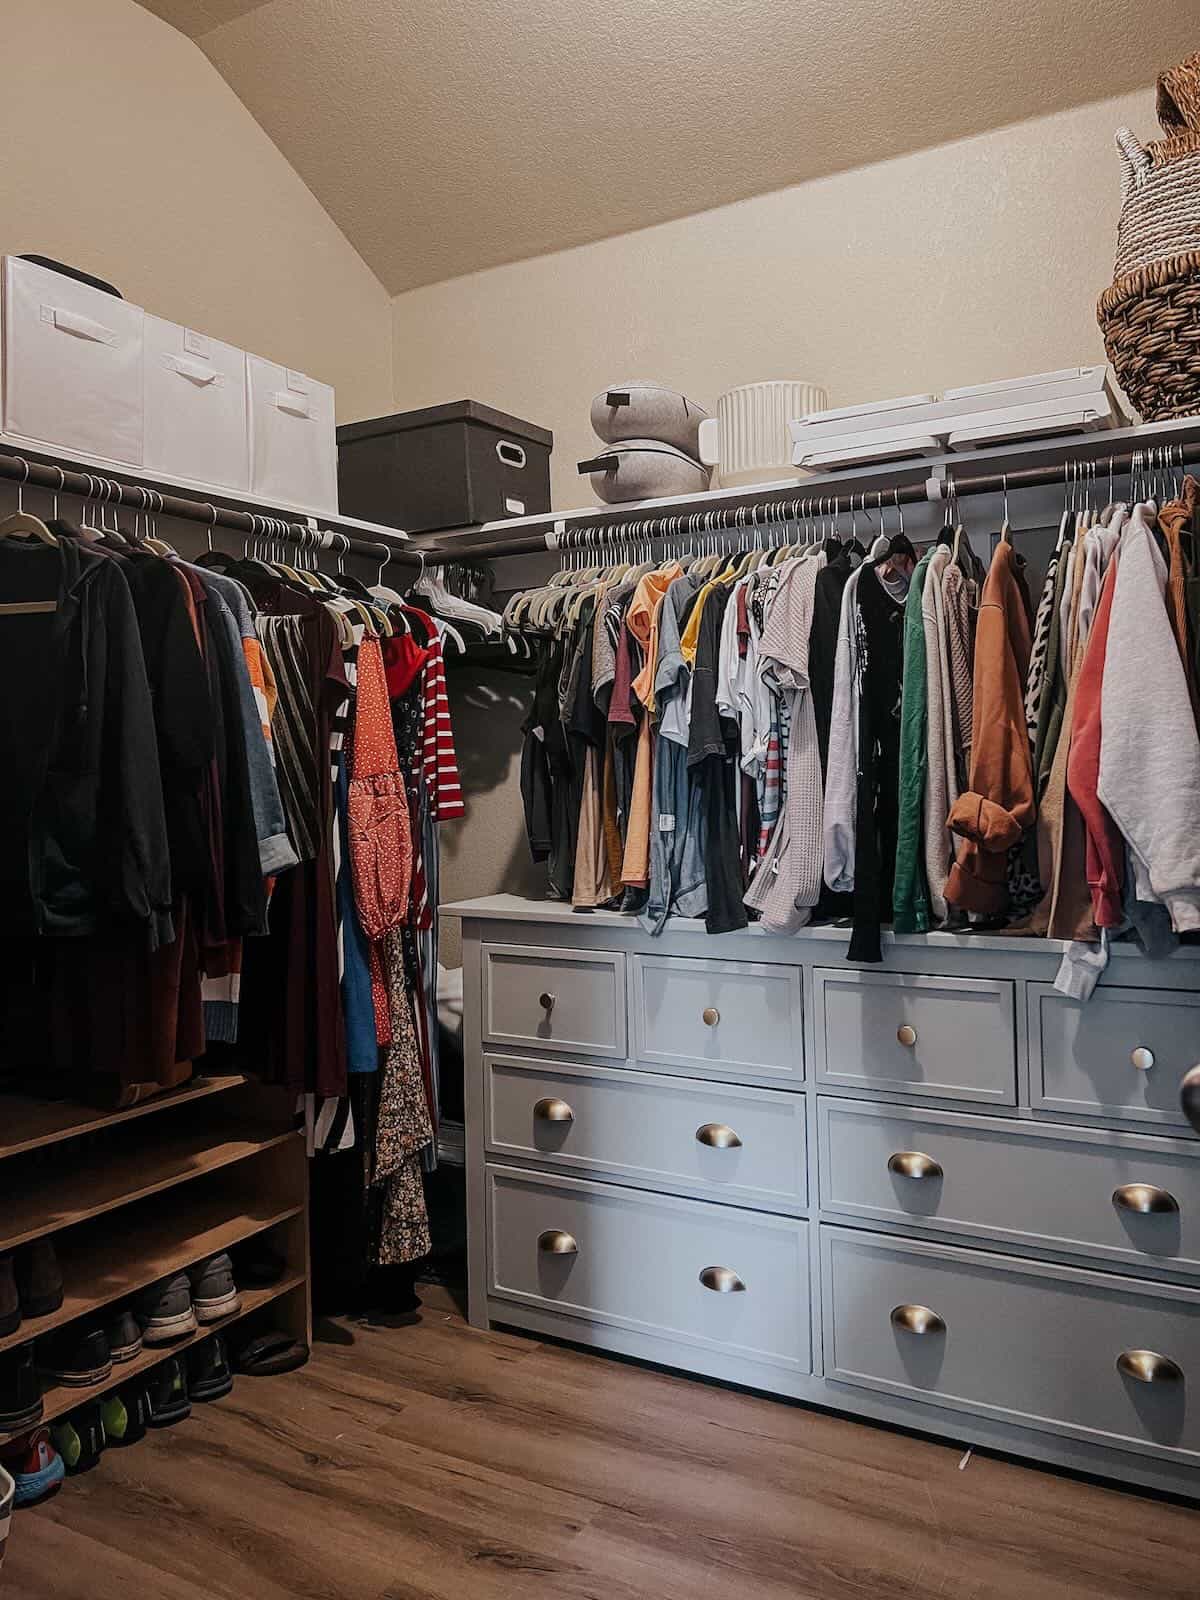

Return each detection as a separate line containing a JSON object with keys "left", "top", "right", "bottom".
{"left": 0, "top": 428, "right": 410, "bottom": 545}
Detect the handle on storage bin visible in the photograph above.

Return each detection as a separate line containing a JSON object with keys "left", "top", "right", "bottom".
{"left": 1115, "top": 127, "right": 1152, "bottom": 196}
{"left": 578, "top": 455, "right": 617, "bottom": 476}
{"left": 697, "top": 416, "right": 721, "bottom": 469}
{"left": 273, "top": 390, "right": 311, "bottom": 420}
{"left": 164, "top": 354, "right": 218, "bottom": 387}
{"left": 605, "top": 391, "right": 631, "bottom": 407}
{"left": 496, "top": 440, "right": 527, "bottom": 469}
{"left": 46, "top": 305, "right": 118, "bottom": 347}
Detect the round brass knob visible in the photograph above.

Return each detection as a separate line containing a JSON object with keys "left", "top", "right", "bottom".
{"left": 1113, "top": 1183, "right": 1178, "bottom": 1215}
{"left": 696, "top": 1123, "right": 742, "bottom": 1149}
{"left": 699, "top": 1265, "right": 745, "bottom": 1293}
{"left": 538, "top": 992, "right": 556, "bottom": 1012}
{"left": 534, "top": 1097, "right": 574, "bottom": 1124}
{"left": 1130, "top": 1046, "right": 1155, "bottom": 1072}
{"left": 537, "top": 1229, "right": 578, "bottom": 1255}
{"left": 1181, "top": 1064, "right": 1200, "bottom": 1135}
{"left": 702, "top": 1007, "right": 720, "bottom": 1027}
{"left": 897, "top": 1024, "right": 918, "bottom": 1047}
{"left": 1117, "top": 1349, "right": 1183, "bottom": 1385}
{"left": 890, "top": 1303, "right": 945, "bottom": 1336}
{"left": 888, "top": 1151, "right": 943, "bottom": 1180}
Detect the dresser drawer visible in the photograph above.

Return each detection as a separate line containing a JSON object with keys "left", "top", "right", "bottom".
{"left": 1030, "top": 983, "right": 1200, "bottom": 1130}
{"left": 488, "top": 1166, "right": 810, "bottom": 1376}
{"left": 823, "top": 1228, "right": 1200, "bottom": 1464}
{"left": 632, "top": 954, "right": 803, "bottom": 1084}
{"left": 482, "top": 944, "right": 626, "bottom": 1058}
{"left": 814, "top": 969, "right": 1015, "bottom": 1106}
{"left": 820, "top": 1098, "right": 1200, "bottom": 1276}
{"left": 486, "top": 1055, "right": 806, "bottom": 1211}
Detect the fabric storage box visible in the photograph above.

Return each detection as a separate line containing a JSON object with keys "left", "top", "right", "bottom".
{"left": 590, "top": 382, "right": 708, "bottom": 456}
{"left": 248, "top": 354, "right": 337, "bottom": 514}
{"left": 579, "top": 439, "right": 710, "bottom": 504}
{"left": 337, "top": 401, "right": 553, "bottom": 532}
{"left": 3, "top": 255, "right": 145, "bottom": 465}
{"left": 144, "top": 316, "right": 250, "bottom": 491}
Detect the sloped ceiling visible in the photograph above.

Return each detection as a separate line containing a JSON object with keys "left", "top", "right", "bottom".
{"left": 138, "top": 0, "right": 1196, "bottom": 293}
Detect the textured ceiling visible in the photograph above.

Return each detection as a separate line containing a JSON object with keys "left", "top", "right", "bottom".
{"left": 137, "top": 0, "right": 1196, "bottom": 293}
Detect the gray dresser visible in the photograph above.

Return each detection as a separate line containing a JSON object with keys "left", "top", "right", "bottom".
{"left": 444, "top": 894, "right": 1200, "bottom": 1498}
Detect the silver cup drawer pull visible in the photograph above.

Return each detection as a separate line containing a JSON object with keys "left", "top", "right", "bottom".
{"left": 1113, "top": 1183, "right": 1178, "bottom": 1215}
{"left": 699, "top": 1265, "right": 745, "bottom": 1293}
{"left": 888, "top": 1150, "right": 942, "bottom": 1180}
{"left": 891, "top": 1303, "right": 946, "bottom": 1336}
{"left": 533, "top": 1097, "right": 575, "bottom": 1124}
{"left": 1117, "top": 1349, "right": 1183, "bottom": 1385}
{"left": 537, "top": 1229, "right": 578, "bottom": 1255}
{"left": 696, "top": 1123, "right": 742, "bottom": 1149}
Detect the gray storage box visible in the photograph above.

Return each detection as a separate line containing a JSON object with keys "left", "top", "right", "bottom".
{"left": 336, "top": 400, "right": 553, "bottom": 532}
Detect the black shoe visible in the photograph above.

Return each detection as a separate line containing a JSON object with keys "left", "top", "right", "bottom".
{"left": 104, "top": 1309, "right": 142, "bottom": 1364}
{"left": 16, "top": 1239, "right": 64, "bottom": 1319}
{"left": 100, "top": 1385, "right": 150, "bottom": 1448}
{"left": 187, "top": 1336, "right": 233, "bottom": 1402}
{"left": 0, "top": 1345, "right": 42, "bottom": 1433}
{"left": 50, "top": 1401, "right": 105, "bottom": 1475}
{"left": 39, "top": 1324, "right": 112, "bottom": 1388}
{"left": 146, "top": 1356, "right": 190, "bottom": 1427}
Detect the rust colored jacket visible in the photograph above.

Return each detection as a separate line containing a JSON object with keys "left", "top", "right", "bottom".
{"left": 945, "top": 543, "right": 1035, "bottom": 914}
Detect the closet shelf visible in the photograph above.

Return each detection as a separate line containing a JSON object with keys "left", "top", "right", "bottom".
{"left": 0, "top": 1193, "right": 303, "bottom": 1359}
{"left": 0, "top": 1123, "right": 301, "bottom": 1255}
{"left": 0, "top": 1277, "right": 307, "bottom": 1440}
{"left": 0, "top": 1075, "right": 249, "bottom": 1161}
{"left": 0, "top": 428, "right": 410, "bottom": 548}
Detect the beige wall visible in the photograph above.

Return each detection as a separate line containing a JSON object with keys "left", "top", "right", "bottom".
{"left": 393, "top": 87, "right": 1157, "bottom": 951}
{"left": 2, "top": 0, "right": 392, "bottom": 422}
{"left": 391, "top": 87, "right": 1154, "bottom": 508}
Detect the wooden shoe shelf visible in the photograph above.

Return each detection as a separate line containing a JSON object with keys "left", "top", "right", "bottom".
{"left": 0, "top": 1075, "right": 309, "bottom": 1438}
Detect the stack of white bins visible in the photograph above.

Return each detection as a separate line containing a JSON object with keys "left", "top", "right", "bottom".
{"left": 789, "top": 367, "right": 1126, "bottom": 472}
{"left": 0, "top": 256, "right": 338, "bottom": 512}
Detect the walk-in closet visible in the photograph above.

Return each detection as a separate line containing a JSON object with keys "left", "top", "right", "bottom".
{"left": 2, "top": 1, "right": 1199, "bottom": 1595}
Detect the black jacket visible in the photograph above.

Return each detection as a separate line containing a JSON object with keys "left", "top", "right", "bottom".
{"left": 0, "top": 538, "right": 173, "bottom": 945}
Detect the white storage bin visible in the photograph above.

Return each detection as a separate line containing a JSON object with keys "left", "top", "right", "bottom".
{"left": 3, "top": 256, "right": 145, "bottom": 465}
{"left": 143, "top": 316, "right": 250, "bottom": 491}
{"left": 247, "top": 354, "right": 337, "bottom": 514}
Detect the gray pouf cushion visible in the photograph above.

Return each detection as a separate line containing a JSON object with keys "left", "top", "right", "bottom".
{"left": 590, "top": 382, "right": 709, "bottom": 454}
{"left": 581, "top": 439, "right": 711, "bottom": 505}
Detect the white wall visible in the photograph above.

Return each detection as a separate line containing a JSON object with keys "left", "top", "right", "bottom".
{"left": 392, "top": 88, "right": 1152, "bottom": 508}
{"left": 2, "top": 0, "right": 392, "bottom": 422}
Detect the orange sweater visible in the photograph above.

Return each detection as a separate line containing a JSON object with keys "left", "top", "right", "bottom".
{"left": 945, "top": 543, "right": 1035, "bottom": 915}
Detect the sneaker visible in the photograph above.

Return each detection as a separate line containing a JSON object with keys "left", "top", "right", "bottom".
{"left": 136, "top": 1273, "right": 197, "bottom": 1344}
{"left": 232, "top": 1239, "right": 285, "bottom": 1289}
{"left": 187, "top": 1336, "right": 233, "bottom": 1403}
{"left": 0, "top": 1429, "right": 64, "bottom": 1508}
{"left": 0, "top": 1259, "right": 19, "bottom": 1339}
{"left": 99, "top": 1387, "right": 150, "bottom": 1449}
{"left": 15, "top": 1239, "right": 63, "bottom": 1320}
{"left": 145, "top": 1357, "right": 190, "bottom": 1427}
{"left": 39, "top": 1324, "right": 111, "bottom": 1387}
{"left": 188, "top": 1254, "right": 241, "bottom": 1324}
{"left": 105, "top": 1309, "right": 142, "bottom": 1364}
{"left": 0, "top": 1347, "right": 41, "bottom": 1434}
{"left": 49, "top": 1401, "right": 105, "bottom": 1475}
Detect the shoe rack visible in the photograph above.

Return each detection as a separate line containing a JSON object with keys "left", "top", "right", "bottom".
{"left": 0, "top": 1075, "right": 309, "bottom": 1436}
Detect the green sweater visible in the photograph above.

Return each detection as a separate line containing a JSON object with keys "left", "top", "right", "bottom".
{"left": 892, "top": 548, "right": 935, "bottom": 933}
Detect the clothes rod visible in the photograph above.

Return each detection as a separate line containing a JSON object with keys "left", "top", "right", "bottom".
{"left": 419, "top": 432, "right": 1200, "bottom": 563}
{"left": 0, "top": 448, "right": 424, "bottom": 566}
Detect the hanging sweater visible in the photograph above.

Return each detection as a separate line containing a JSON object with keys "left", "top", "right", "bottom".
{"left": 822, "top": 566, "right": 865, "bottom": 893}
{"left": 848, "top": 563, "right": 906, "bottom": 963}
{"left": 1097, "top": 504, "right": 1200, "bottom": 932}
{"left": 892, "top": 548, "right": 935, "bottom": 933}
{"left": 1066, "top": 556, "right": 1125, "bottom": 928}
{"left": 922, "top": 546, "right": 956, "bottom": 922}
{"left": 945, "top": 542, "right": 1034, "bottom": 917}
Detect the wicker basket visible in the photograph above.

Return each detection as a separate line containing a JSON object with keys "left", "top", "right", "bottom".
{"left": 1098, "top": 51, "right": 1200, "bottom": 420}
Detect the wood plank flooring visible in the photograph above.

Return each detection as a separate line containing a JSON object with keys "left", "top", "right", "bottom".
{"left": 8, "top": 1286, "right": 1198, "bottom": 1599}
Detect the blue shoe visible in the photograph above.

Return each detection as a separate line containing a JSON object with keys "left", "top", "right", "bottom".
{"left": 0, "top": 1428, "right": 64, "bottom": 1507}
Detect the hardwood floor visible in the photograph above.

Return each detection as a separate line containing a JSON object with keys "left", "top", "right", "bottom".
{"left": 8, "top": 1286, "right": 1198, "bottom": 1599}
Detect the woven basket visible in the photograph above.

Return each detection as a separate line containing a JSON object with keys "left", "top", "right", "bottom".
{"left": 1099, "top": 51, "right": 1200, "bottom": 420}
